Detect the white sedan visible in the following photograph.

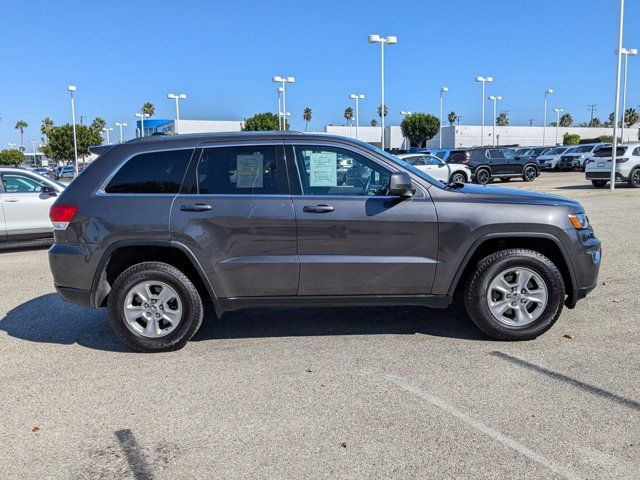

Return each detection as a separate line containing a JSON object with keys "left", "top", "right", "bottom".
{"left": 395, "top": 153, "right": 471, "bottom": 184}
{"left": 0, "top": 167, "right": 66, "bottom": 246}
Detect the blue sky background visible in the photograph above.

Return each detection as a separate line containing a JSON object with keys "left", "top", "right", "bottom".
{"left": 1, "top": 0, "right": 639, "bottom": 146}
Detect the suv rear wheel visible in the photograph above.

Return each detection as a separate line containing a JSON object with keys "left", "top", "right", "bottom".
{"left": 591, "top": 180, "right": 607, "bottom": 188}
{"left": 463, "top": 249, "right": 565, "bottom": 340}
{"left": 108, "top": 262, "right": 203, "bottom": 352}
{"left": 628, "top": 168, "right": 640, "bottom": 188}
{"left": 475, "top": 168, "right": 491, "bottom": 185}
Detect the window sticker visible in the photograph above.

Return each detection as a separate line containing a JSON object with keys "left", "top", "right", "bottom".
{"left": 309, "top": 152, "right": 338, "bottom": 187}
{"left": 236, "top": 154, "right": 264, "bottom": 188}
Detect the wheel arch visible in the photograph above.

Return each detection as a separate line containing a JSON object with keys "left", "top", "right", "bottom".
{"left": 448, "top": 233, "right": 577, "bottom": 306}
{"left": 450, "top": 169, "right": 469, "bottom": 182}
{"left": 91, "top": 240, "right": 219, "bottom": 312}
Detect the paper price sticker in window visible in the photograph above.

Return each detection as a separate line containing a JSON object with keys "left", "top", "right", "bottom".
{"left": 309, "top": 152, "right": 338, "bottom": 187}
{"left": 236, "top": 154, "right": 264, "bottom": 188}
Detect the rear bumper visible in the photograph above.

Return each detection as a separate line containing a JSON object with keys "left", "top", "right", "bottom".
{"left": 586, "top": 171, "right": 625, "bottom": 181}
{"left": 55, "top": 286, "right": 95, "bottom": 307}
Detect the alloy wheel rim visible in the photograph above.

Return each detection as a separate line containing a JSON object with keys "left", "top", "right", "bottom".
{"left": 123, "top": 281, "right": 183, "bottom": 338}
{"left": 525, "top": 167, "right": 535, "bottom": 181}
{"left": 452, "top": 173, "right": 465, "bottom": 183}
{"left": 478, "top": 171, "right": 489, "bottom": 183}
{"left": 486, "top": 267, "right": 548, "bottom": 327}
{"left": 632, "top": 170, "right": 640, "bottom": 186}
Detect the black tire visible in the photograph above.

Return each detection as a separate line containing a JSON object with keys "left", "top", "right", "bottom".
{"left": 499, "top": 177, "right": 511, "bottom": 182}
{"left": 522, "top": 165, "right": 538, "bottom": 182}
{"left": 591, "top": 180, "right": 607, "bottom": 188}
{"left": 475, "top": 168, "right": 491, "bottom": 185}
{"left": 463, "top": 249, "right": 565, "bottom": 341}
{"left": 450, "top": 172, "right": 467, "bottom": 184}
{"left": 108, "top": 262, "right": 204, "bottom": 352}
{"left": 628, "top": 168, "right": 640, "bottom": 188}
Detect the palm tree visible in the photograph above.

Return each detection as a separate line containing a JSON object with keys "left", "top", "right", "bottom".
{"left": 559, "top": 113, "right": 573, "bottom": 127}
{"left": 496, "top": 112, "right": 509, "bottom": 126}
{"left": 91, "top": 117, "right": 106, "bottom": 132}
{"left": 624, "top": 107, "right": 639, "bottom": 127}
{"left": 377, "top": 104, "right": 388, "bottom": 119}
{"left": 41, "top": 117, "right": 54, "bottom": 140}
{"left": 142, "top": 102, "right": 155, "bottom": 117}
{"left": 14, "top": 120, "right": 28, "bottom": 151}
{"left": 303, "top": 107, "right": 312, "bottom": 131}
{"left": 447, "top": 111, "right": 457, "bottom": 126}
{"left": 343, "top": 107, "right": 354, "bottom": 125}
{"left": 370, "top": 119, "right": 377, "bottom": 127}
{"left": 589, "top": 117, "right": 602, "bottom": 127}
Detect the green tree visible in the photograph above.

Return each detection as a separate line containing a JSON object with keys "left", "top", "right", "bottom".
{"left": 303, "top": 107, "right": 312, "bottom": 131}
{"left": 142, "top": 102, "right": 155, "bottom": 117}
{"left": 41, "top": 117, "right": 54, "bottom": 139}
{"left": 370, "top": 119, "right": 377, "bottom": 127}
{"left": 447, "top": 111, "right": 457, "bottom": 126}
{"left": 400, "top": 113, "right": 440, "bottom": 148}
{"left": 42, "top": 124, "right": 103, "bottom": 161}
{"left": 243, "top": 112, "right": 286, "bottom": 131}
{"left": 496, "top": 112, "right": 509, "bottom": 126}
{"left": 343, "top": 107, "right": 354, "bottom": 125}
{"left": 563, "top": 133, "right": 581, "bottom": 145}
{"left": 559, "top": 113, "right": 573, "bottom": 127}
{"left": 377, "top": 104, "right": 388, "bottom": 119}
{"left": 91, "top": 117, "right": 106, "bottom": 132}
{"left": 589, "top": 117, "right": 602, "bottom": 127}
{"left": 624, "top": 107, "right": 639, "bottom": 127}
{"left": 14, "top": 120, "right": 28, "bottom": 151}
{"left": 0, "top": 149, "right": 25, "bottom": 166}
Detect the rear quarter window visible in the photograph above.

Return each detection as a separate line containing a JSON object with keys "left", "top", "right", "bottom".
{"left": 104, "top": 149, "right": 193, "bottom": 194}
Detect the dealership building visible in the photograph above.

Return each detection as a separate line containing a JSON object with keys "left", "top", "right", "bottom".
{"left": 135, "top": 119, "right": 244, "bottom": 137}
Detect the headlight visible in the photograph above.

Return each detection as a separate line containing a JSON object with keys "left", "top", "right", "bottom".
{"left": 569, "top": 213, "right": 591, "bottom": 230}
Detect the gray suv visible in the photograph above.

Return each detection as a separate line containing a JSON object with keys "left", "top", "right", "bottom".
{"left": 48, "top": 132, "right": 601, "bottom": 352}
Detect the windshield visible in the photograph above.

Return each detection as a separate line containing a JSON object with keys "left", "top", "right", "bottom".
{"left": 550, "top": 147, "right": 568, "bottom": 155}
{"left": 573, "top": 145, "right": 594, "bottom": 153}
{"left": 357, "top": 141, "right": 444, "bottom": 188}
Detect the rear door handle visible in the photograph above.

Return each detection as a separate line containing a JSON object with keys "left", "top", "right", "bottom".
{"left": 303, "top": 204, "right": 334, "bottom": 213}
{"left": 180, "top": 203, "right": 213, "bottom": 212}
{"left": 4, "top": 198, "right": 19, "bottom": 203}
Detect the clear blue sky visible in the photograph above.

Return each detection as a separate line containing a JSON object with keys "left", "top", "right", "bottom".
{"left": 1, "top": 0, "right": 639, "bottom": 146}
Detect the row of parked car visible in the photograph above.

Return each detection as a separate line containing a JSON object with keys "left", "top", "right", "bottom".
{"left": 19, "top": 164, "right": 81, "bottom": 181}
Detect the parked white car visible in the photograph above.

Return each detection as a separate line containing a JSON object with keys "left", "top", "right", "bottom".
{"left": 536, "top": 146, "right": 576, "bottom": 170}
{"left": 395, "top": 153, "right": 471, "bottom": 184}
{"left": 585, "top": 143, "right": 640, "bottom": 188}
{"left": 0, "top": 167, "right": 66, "bottom": 246}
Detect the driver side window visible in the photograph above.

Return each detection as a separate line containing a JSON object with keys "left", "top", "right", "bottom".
{"left": 1, "top": 173, "right": 44, "bottom": 193}
{"left": 293, "top": 145, "right": 391, "bottom": 196}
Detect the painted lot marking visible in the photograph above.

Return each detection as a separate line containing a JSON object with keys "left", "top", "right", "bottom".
{"left": 386, "top": 373, "right": 583, "bottom": 480}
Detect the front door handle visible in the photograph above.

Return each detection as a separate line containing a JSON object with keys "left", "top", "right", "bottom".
{"left": 303, "top": 204, "right": 334, "bottom": 213}
{"left": 180, "top": 203, "right": 213, "bottom": 212}
{"left": 4, "top": 198, "right": 19, "bottom": 203}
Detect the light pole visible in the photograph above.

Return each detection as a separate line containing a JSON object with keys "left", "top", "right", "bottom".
{"left": 439, "top": 87, "right": 448, "bottom": 148}
{"left": 135, "top": 112, "right": 150, "bottom": 138}
{"left": 67, "top": 85, "right": 79, "bottom": 176}
{"left": 279, "top": 111, "right": 291, "bottom": 130}
{"left": 618, "top": 47, "right": 637, "bottom": 143}
{"left": 475, "top": 76, "right": 493, "bottom": 146}
{"left": 349, "top": 93, "right": 365, "bottom": 140}
{"left": 114, "top": 122, "right": 127, "bottom": 143}
{"left": 277, "top": 87, "right": 284, "bottom": 130}
{"left": 167, "top": 93, "right": 187, "bottom": 134}
{"left": 368, "top": 34, "right": 397, "bottom": 150}
{"left": 272, "top": 76, "right": 295, "bottom": 130}
{"left": 543, "top": 88, "right": 553, "bottom": 146}
{"left": 554, "top": 108, "right": 564, "bottom": 145}
{"left": 611, "top": 0, "right": 625, "bottom": 191}
{"left": 488, "top": 95, "right": 502, "bottom": 147}
{"left": 30, "top": 140, "right": 39, "bottom": 167}
{"left": 102, "top": 127, "right": 113, "bottom": 145}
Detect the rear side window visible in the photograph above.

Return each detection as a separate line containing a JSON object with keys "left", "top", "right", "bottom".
{"left": 594, "top": 147, "right": 627, "bottom": 158}
{"left": 447, "top": 151, "right": 468, "bottom": 163}
{"left": 488, "top": 149, "right": 504, "bottom": 159}
{"left": 196, "top": 145, "right": 285, "bottom": 195}
{"left": 105, "top": 149, "right": 192, "bottom": 194}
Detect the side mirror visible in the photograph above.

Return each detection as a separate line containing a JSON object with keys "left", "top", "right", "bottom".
{"left": 389, "top": 171, "right": 414, "bottom": 198}
{"left": 515, "top": 154, "right": 521, "bottom": 160}
{"left": 42, "top": 185, "right": 57, "bottom": 197}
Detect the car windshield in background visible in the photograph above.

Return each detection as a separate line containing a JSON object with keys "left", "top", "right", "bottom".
{"left": 594, "top": 147, "right": 627, "bottom": 157}
{"left": 550, "top": 147, "right": 569, "bottom": 154}
{"left": 573, "top": 145, "right": 595, "bottom": 153}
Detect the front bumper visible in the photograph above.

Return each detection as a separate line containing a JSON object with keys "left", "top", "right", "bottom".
{"left": 563, "top": 227, "right": 601, "bottom": 308}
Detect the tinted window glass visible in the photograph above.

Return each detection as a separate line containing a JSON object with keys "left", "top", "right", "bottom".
{"left": 448, "top": 151, "right": 468, "bottom": 163}
{"left": 594, "top": 147, "right": 627, "bottom": 157}
{"left": 294, "top": 145, "right": 391, "bottom": 196}
{"left": 488, "top": 149, "right": 504, "bottom": 159}
{"left": 197, "top": 145, "right": 283, "bottom": 195}
{"left": 1, "top": 173, "right": 45, "bottom": 193}
{"left": 105, "top": 149, "right": 192, "bottom": 194}
{"left": 633, "top": 147, "right": 640, "bottom": 156}
{"left": 502, "top": 149, "right": 516, "bottom": 159}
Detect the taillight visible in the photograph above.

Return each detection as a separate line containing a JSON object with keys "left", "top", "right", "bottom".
{"left": 616, "top": 158, "right": 629, "bottom": 163}
{"left": 49, "top": 205, "right": 78, "bottom": 230}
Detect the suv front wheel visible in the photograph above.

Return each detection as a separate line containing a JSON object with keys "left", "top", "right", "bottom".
{"left": 108, "top": 262, "right": 204, "bottom": 352}
{"left": 463, "top": 249, "right": 565, "bottom": 340}
{"left": 475, "top": 168, "right": 491, "bottom": 185}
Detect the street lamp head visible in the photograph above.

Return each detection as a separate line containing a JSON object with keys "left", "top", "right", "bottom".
{"left": 349, "top": 94, "right": 357, "bottom": 99}
{"left": 67, "top": 85, "right": 77, "bottom": 92}
{"left": 272, "top": 76, "right": 283, "bottom": 82}
{"left": 486, "top": 76, "right": 493, "bottom": 82}
{"left": 385, "top": 35, "right": 398, "bottom": 44}
{"left": 475, "top": 76, "right": 485, "bottom": 82}
{"left": 546, "top": 88, "right": 554, "bottom": 94}
{"left": 441, "top": 87, "right": 449, "bottom": 93}
{"left": 401, "top": 111, "right": 412, "bottom": 115}
{"left": 178, "top": 94, "right": 187, "bottom": 99}
{"left": 285, "top": 76, "right": 295, "bottom": 83}
{"left": 167, "top": 93, "right": 177, "bottom": 99}
{"left": 628, "top": 48, "right": 639, "bottom": 56}
{"left": 368, "top": 34, "right": 381, "bottom": 43}
{"left": 135, "top": 113, "right": 150, "bottom": 119}
{"left": 278, "top": 86, "right": 284, "bottom": 92}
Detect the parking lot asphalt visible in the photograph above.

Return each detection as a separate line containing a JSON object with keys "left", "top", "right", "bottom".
{"left": 1, "top": 172, "right": 639, "bottom": 479}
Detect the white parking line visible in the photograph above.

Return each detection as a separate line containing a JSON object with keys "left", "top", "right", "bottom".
{"left": 385, "top": 373, "right": 582, "bottom": 480}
